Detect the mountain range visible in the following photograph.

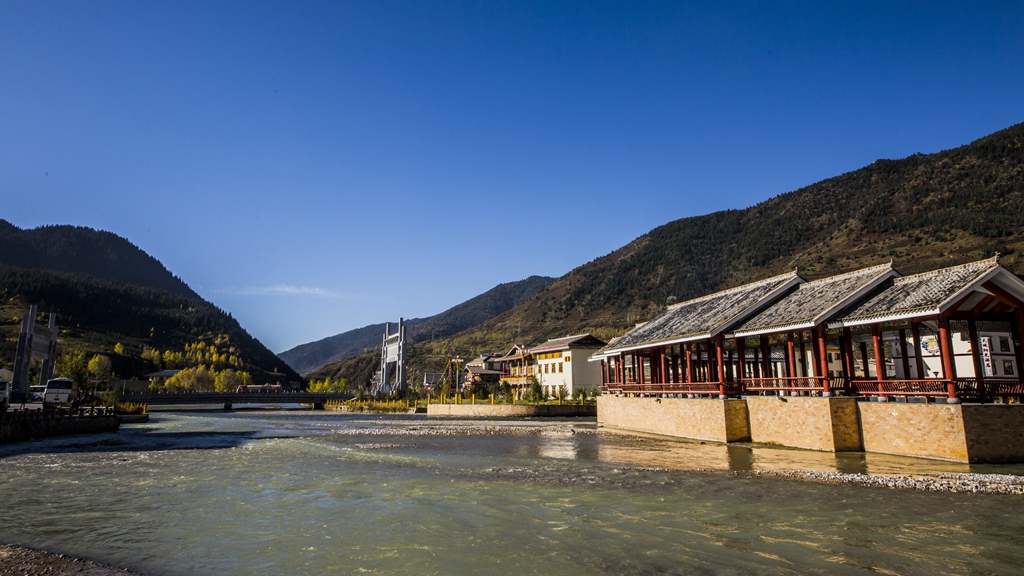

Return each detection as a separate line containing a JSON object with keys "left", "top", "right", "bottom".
{"left": 309, "top": 121, "right": 1024, "bottom": 388}
{"left": 279, "top": 275, "right": 555, "bottom": 375}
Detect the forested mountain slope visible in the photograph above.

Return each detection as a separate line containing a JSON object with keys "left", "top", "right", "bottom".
{"left": 0, "top": 221, "right": 196, "bottom": 298}
{"left": 280, "top": 275, "right": 554, "bottom": 375}
{"left": 0, "top": 224, "right": 298, "bottom": 383}
{"left": 316, "top": 121, "right": 1024, "bottom": 388}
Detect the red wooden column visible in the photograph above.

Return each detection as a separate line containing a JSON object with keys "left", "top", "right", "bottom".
{"left": 786, "top": 332, "right": 797, "bottom": 379}
{"left": 659, "top": 347, "right": 668, "bottom": 385}
{"left": 617, "top": 354, "right": 625, "bottom": 385}
{"left": 736, "top": 337, "right": 746, "bottom": 386}
{"left": 937, "top": 315, "right": 959, "bottom": 402}
{"left": 816, "top": 325, "right": 829, "bottom": 379}
{"left": 871, "top": 324, "right": 885, "bottom": 381}
{"left": 716, "top": 335, "right": 727, "bottom": 397}
{"left": 841, "top": 327, "right": 855, "bottom": 379}
{"left": 685, "top": 344, "right": 693, "bottom": 383}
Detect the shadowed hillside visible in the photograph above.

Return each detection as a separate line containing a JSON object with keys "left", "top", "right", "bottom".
{"left": 0, "top": 221, "right": 197, "bottom": 298}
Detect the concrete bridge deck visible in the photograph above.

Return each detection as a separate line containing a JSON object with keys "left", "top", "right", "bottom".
{"left": 121, "top": 392, "right": 353, "bottom": 409}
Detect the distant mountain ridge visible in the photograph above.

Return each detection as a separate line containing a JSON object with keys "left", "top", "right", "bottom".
{"left": 311, "top": 121, "right": 1024, "bottom": 388}
{"left": 0, "top": 220, "right": 196, "bottom": 298}
{"left": 279, "top": 275, "right": 555, "bottom": 375}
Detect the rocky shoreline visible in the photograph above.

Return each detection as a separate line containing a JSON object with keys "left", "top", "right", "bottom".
{"left": 750, "top": 469, "right": 1024, "bottom": 494}
{"left": 0, "top": 544, "right": 144, "bottom": 576}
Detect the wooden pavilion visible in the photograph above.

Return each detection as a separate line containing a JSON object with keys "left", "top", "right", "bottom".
{"left": 596, "top": 256, "right": 1024, "bottom": 403}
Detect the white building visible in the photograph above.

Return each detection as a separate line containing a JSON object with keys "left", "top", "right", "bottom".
{"left": 530, "top": 334, "right": 606, "bottom": 398}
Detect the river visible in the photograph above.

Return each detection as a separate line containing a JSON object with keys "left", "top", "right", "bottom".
{"left": 2, "top": 410, "right": 1024, "bottom": 575}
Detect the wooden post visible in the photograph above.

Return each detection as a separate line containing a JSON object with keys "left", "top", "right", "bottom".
{"left": 716, "top": 336, "right": 726, "bottom": 397}
{"left": 871, "top": 324, "right": 885, "bottom": 381}
{"left": 737, "top": 337, "right": 746, "bottom": 385}
{"left": 841, "top": 327, "right": 854, "bottom": 379}
{"left": 937, "top": 315, "right": 959, "bottom": 402}
{"left": 660, "top": 347, "right": 668, "bottom": 385}
{"left": 786, "top": 332, "right": 797, "bottom": 379}
{"left": 816, "top": 325, "right": 829, "bottom": 379}
{"left": 685, "top": 344, "right": 693, "bottom": 383}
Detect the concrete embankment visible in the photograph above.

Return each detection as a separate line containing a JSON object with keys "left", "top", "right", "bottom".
{"left": 427, "top": 404, "right": 596, "bottom": 417}
{"left": 1, "top": 409, "right": 120, "bottom": 444}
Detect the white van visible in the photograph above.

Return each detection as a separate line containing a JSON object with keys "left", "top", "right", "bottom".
{"left": 43, "top": 378, "right": 77, "bottom": 404}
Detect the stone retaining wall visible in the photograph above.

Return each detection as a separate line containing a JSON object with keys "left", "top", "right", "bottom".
{"left": 598, "top": 396, "right": 1024, "bottom": 463}
{"left": 597, "top": 396, "right": 749, "bottom": 442}
{"left": 1, "top": 415, "right": 121, "bottom": 444}
{"left": 427, "top": 404, "right": 596, "bottom": 417}
{"left": 859, "top": 402, "right": 1024, "bottom": 463}
{"left": 746, "top": 396, "right": 862, "bottom": 452}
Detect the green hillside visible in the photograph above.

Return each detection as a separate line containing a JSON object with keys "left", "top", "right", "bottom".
{"left": 315, "top": 121, "right": 1024, "bottom": 388}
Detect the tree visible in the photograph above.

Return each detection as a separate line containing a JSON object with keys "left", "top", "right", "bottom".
{"left": 88, "top": 354, "right": 112, "bottom": 381}
{"left": 113, "top": 342, "right": 126, "bottom": 356}
{"left": 164, "top": 365, "right": 214, "bottom": 392}
{"left": 214, "top": 369, "right": 254, "bottom": 392}
{"left": 55, "top": 350, "right": 89, "bottom": 385}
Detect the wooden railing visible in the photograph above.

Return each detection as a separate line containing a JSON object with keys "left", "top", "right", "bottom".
{"left": 601, "top": 377, "right": 1024, "bottom": 401}
{"left": 606, "top": 381, "right": 742, "bottom": 396}
{"left": 743, "top": 376, "right": 850, "bottom": 394}
{"left": 955, "top": 379, "right": 1024, "bottom": 401}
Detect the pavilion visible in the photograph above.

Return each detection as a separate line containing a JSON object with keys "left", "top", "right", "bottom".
{"left": 595, "top": 256, "right": 1024, "bottom": 462}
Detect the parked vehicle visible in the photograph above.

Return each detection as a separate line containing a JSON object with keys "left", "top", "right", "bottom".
{"left": 43, "top": 378, "right": 77, "bottom": 404}
{"left": 29, "top": 385, "right": 45, "bottom": 402}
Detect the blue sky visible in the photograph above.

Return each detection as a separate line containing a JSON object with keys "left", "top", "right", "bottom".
{"left": 2, "top": 1, "right": 1022, "bottom": 353}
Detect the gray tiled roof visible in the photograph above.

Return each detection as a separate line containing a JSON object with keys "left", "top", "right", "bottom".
{"left": 605, "top": 271, "right": 802, "bottom": 353}
{"left": 733, "top": 262, "right": 895, "bottom": 335}
{"left": 530, "top": 333, "right": 606, "bottom": 353}
{"left": 837, "top": 256, "right": 1000, "bottom": 324}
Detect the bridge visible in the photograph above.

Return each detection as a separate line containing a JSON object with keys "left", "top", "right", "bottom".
{"left": 120, "top": 392, "right": 354, "bottom": 410}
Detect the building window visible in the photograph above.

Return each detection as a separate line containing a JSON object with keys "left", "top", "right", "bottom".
{"left": 559, "top": 363, "right": 563, "bottom": 373}
{"left": 1001, "top": 338, "right": 1012, "bottom": 353}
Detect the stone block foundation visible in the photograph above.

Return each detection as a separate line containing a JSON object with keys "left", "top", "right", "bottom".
{"left": 597, "top": 395, "right": 749, "bottom": 443}
{"left": 598, "top": 396, "right": 1024, "bottom": 463}
{"left": 745, "top": 396, "right": 862, "bottom": 452}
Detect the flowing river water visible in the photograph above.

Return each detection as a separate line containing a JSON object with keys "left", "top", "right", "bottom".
{"left": 3, "top": 410, "right": 1024, "bottom": 575}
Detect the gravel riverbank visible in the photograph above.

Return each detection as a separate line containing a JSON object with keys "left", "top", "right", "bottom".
{"left": 0, "top": 544, "right": 144, "bottom": 576}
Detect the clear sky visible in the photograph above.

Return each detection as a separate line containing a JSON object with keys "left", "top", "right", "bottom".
{"left": 2, "top": 1, "right": 1022, "bottom": 353}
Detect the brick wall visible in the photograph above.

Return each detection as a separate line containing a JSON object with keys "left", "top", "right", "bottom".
{"left": 597, "top": 396, "right": 750, "bottom": 442}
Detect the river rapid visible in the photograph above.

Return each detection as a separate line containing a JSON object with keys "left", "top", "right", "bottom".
{"left": 2, "top": 411, "right": 1024, "bottom": 575}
